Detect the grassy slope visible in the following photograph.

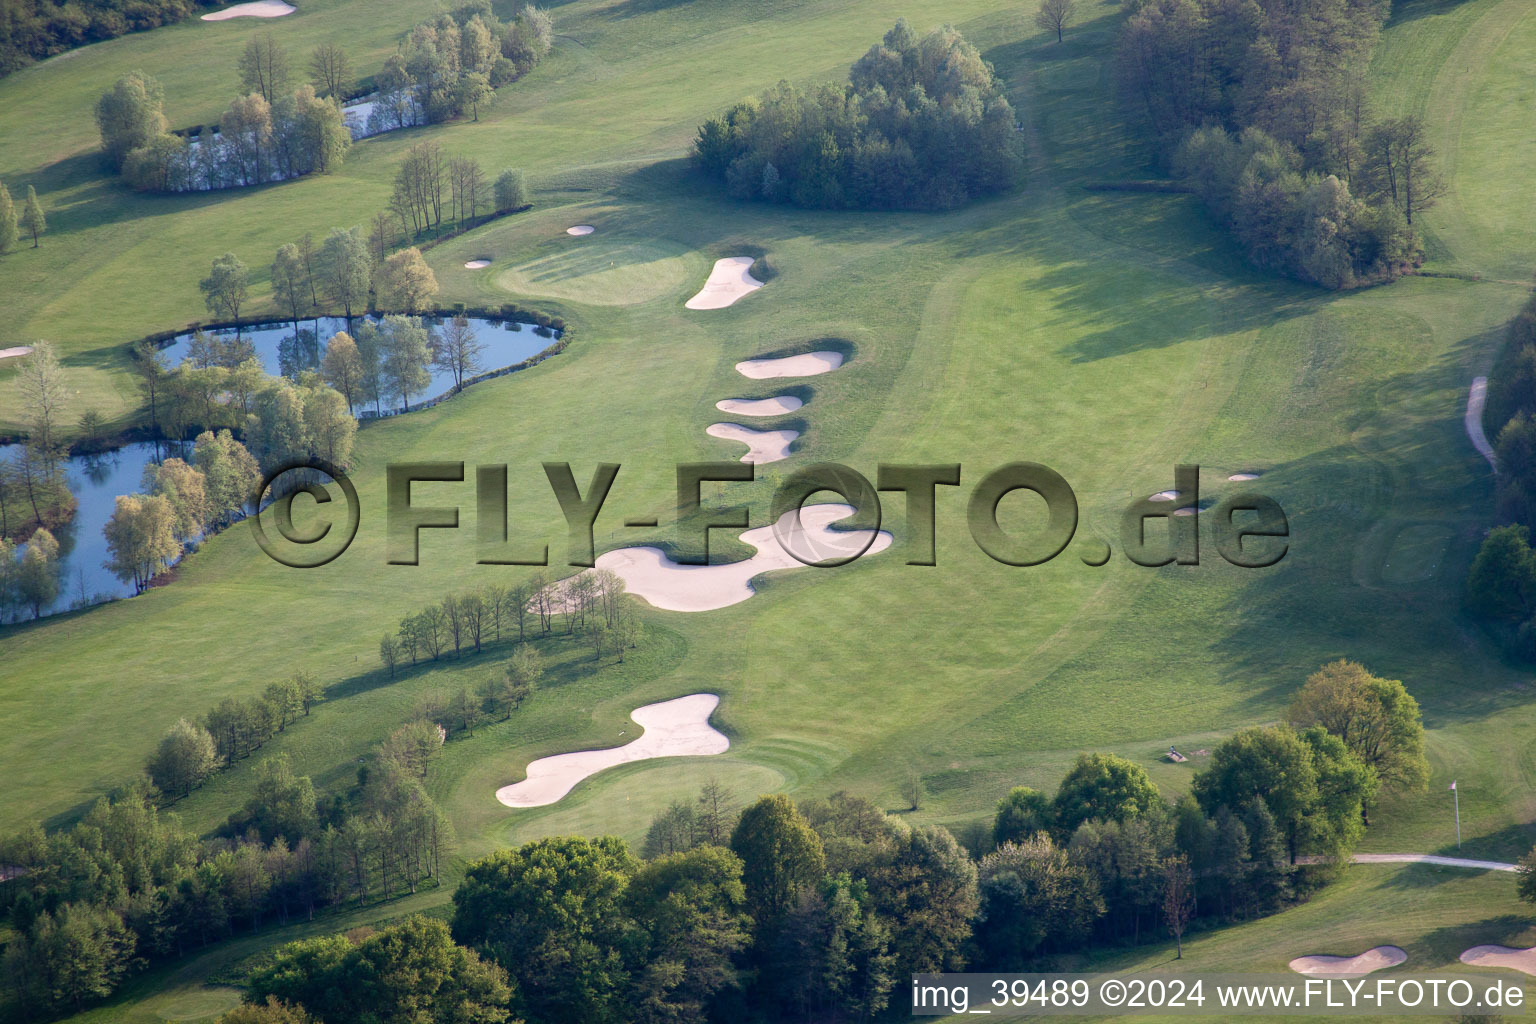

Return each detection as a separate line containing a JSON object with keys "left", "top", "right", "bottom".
{"left": 0, "top": 0, "right": 1533, "bottom": 1019}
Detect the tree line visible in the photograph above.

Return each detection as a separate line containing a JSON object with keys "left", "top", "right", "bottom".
{"left": 211, "top": 658, "right": 1426, "bottom": 1024}
{"left": 389, "top": 141, "right": 529, "bottom": 240}
{"left": 381, "top": 570, "right": 642, "bottom": 685}
{"left": 1466, "top": 284, "right": 1536, "bottom": 656}
{"left": 1115, "top": 0, "right": 1440, "bottom": 288}
{"left": 97, "top": 69, "right": 352, "bottom": 193}
{"left": 0, "top": 697, "right": 458, "bottom": 1019}
{"left": 693, "top": 20, "right": 1020, "bottom": 211}
{"left": 0, "top": 0, "right": 219, "bottom": 76}
{"left": 367, "top": 2, "right": 552, "bottom": 134}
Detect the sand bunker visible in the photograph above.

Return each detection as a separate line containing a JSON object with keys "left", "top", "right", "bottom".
{"left": 706, "top": 422, "right": 798, "bottom": 464}
{"left": 736, "top": 351, "right": 844, "bottom": 379}
{"left": 566, "top": 225, "right": 595, "bottom": 236}
{"left": 716, "top": 396, "right": 803, "bottom": 417}
{"left": 1150, "top": 490, "right": 1180, "bottom": 502}
{"left": 1460, "top": 945, "right": 1536, "bottom": 976}
{"left": 587, "top": 503, "right": 892, "bottom": 612}
{"left": 1173, "top": 506, "right": 1199, "bottom": 517}
{"left": 1229, "top": 472, "right": 1260, "bottom": 481}
{"left": 464, "top": 258, "right": 491, "bottom": 269}
{"left": 1289, "top": 946, "right": 1406, "bottom": 976}
{"left": 685, "top": 256, "right": 763, "bottom": 310}
{"left": 201, "top": 0, "right": 294, "bottom": 19}
{"left": 495, "top": 694, "right": 727, "bottom": 807}
{"left": 0, "top": 346, "right": 35, "bottom": 360}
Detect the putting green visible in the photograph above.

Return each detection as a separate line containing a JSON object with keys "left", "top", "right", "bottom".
{"left": 1381, "top": 523, "right": 1455, "bottom": 584}
{"left": 495, "top": 237, "right": 702, "bottom": 306}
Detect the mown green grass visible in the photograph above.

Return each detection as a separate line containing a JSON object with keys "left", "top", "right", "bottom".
{"left": 1, "top": 0, "right": 1535, "bottom": 1020}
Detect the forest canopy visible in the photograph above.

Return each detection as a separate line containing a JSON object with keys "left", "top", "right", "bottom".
{"left": 1114, "top": 0, "right": 1427, "bottom": 288}
{"left": 692, "top": 20, "right": 1021, "bottom": 211}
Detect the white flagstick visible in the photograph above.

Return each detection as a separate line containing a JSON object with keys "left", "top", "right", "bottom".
{"left": 1451, "top": 780, "right": 1460, "bottom": 849}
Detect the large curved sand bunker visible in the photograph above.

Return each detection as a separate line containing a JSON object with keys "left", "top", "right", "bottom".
{"left": 591, "top": 503, "right": 892, "bottom": 612}
{"left": 202, "top": 0, "right": 294, "bottom": 19}
{"left": 706, "top": 422, "right": 798, "bottom": 464}
{"left": 1289, "top": 946, "right": 1406, "bottom": 976}
{"left": 1460, "top": 945, "right": 1536, "bottom": 976}
{"left": 685, "top": 256, "right": 763, "bottom": 310}
{"left": 716, "top": 395, "right": 803, "bottom": 417}
{"left": 736, "top": 351, "right": 843, "bottom": 379}
{"left": 496, "top": 694, "right": 727, "bottom": 807}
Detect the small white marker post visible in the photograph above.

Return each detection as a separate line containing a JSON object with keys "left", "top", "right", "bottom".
{"left": 1451, "top": 780, "right": 1461, "bottom": 849}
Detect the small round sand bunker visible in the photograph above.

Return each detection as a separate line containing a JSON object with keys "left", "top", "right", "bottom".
{"left": 686, "top": 256, "right": 764, "bottom": 310}
{"left": 736, "top": 351, "right": 843, "bottom": 379}
{"left": 716, "top": 396, "right": 803, "bottom": 417}
{"left": 1172, "top": 506, "right": 1199, "bottom": 516}
{"left": 464, "top": 258, "right": 491, "bottom": 269}
{"left": 1289, "top": 946, "right": 1406, "bottom": 976}
{"left": 1150, "top": 490, "right": 1180, "bottom": 502}
{"left": 567, "top": 225, "right": 595, "bottom": 236}
{"left": 1229, "top": 472, "right": 1260, "bottom": 481}
{"left": 201, "top": 0, "right": 294, "bottom": 19}
{"left": 495, "top": 693, "right": 727, "bottom": 807}
{"left": 706, "top": 422, "right": 798, "bottom": 464}
{"left": 1460, "top": 945, "right": 1536, "bottom": 976}
{"left": 0, "top": 346, "right": 35, "bottom": 360}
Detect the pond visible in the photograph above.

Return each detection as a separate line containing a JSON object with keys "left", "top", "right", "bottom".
{"left": 2, "top": 442, "right": 169, "bottom": 620}
{"left": 156, "top": 315, "right": 557, "bottom": 415}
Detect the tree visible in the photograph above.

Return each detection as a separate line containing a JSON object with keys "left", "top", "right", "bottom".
{"left": 19, "top": 339, "right": 69, "bottom": 478}
{"left": 625, "top": 846, "right": 751, "bottom": 1024}
{"left": 240, "top": 754, "right": 318, "bottom": 844}
{"left": 1036, "top": 0, "right": 1076, "bottom": 42}
{"left": 1161, "top": 853, "right": 1194, "bottom": 957}
{"left": 493, "top": 168, "right": 529, "bottom": 212}
{"left": 452, "top": 836, "right": 637, "bottom": 1024}
{"left": 320, "top": 227, "right": 371, "bottom": 324}
{"left": 272, "top": 243, "right": 308, "bottom": 338}
{"left": 1051, "top": 752, "right": 1163, "bottom": 835}
{"left": 20, "top": 184, "right": 45, "bottom": 247}
{"left": 459, "top": 72, "right": 495, "bottom": 121}
{"left": 321, "top": 332, "right": 364, "bottom": 414}
{"left": 103, "top": 493, "right": 181, "bottom": 592}
{"left": 201, "top": 253, "right": 250, "bottom": 324}
{"left": 378, "top": 314, "right": 433, "bottom": 411}
{"left": 144, "top": 456, "right": 213, "bottom": 539}
{"left": 976, "top": 836, "right": 1103, "bottom": 961}
{"left": 0, "top": 180, "right": 17, "bottom": 253}
{"left": 240, "top": 35, "right": 291, "bottom": 103}
{"left": 16, "top": 527, "right": 59, "bottom": 618}
{"left": 729, "top": 794, "right": 826, "bottom": 926}
{"left": 436, "top": 314, "right": 485, "bottom": 390}
{"left": 994, "top": 785, "right": 1053, "bottom": 846}
{"left": 1190, "top": 725, "right": 1370, "bottom": 864}
{"left": 505, "top": 643, "right": 541, "bottom": 709}
{"left": 4, "top": 903, "right": 138, "bottom": 1015}
{"left": 1466, "top": 525, "right": 1536, "bottom": 621}
{"left": 382, "top": 247, "right": 439, "bottom": 314}
{"left": 95, "top": 70, "right": 169, "bottom": 171}
{"left": 308, "top": 43, "right": 352, "bottom": 100}
{"left": 1364, "top": 116, "right": 1446, "bottom": 225}
{"left": 249, "top": 916, "right": 511, "bottom": 1024}
{"left": 1287, "top": 660, "right": 1430, "bottom": 823}
{"left": 147, "top": 718, "right": 218, "bottom": 797}
{"left": 1519, "top": 845, "right": 1536, "bottom": 905}
{"left": 452, "top": 687, "right": 484, "bottom": 737}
